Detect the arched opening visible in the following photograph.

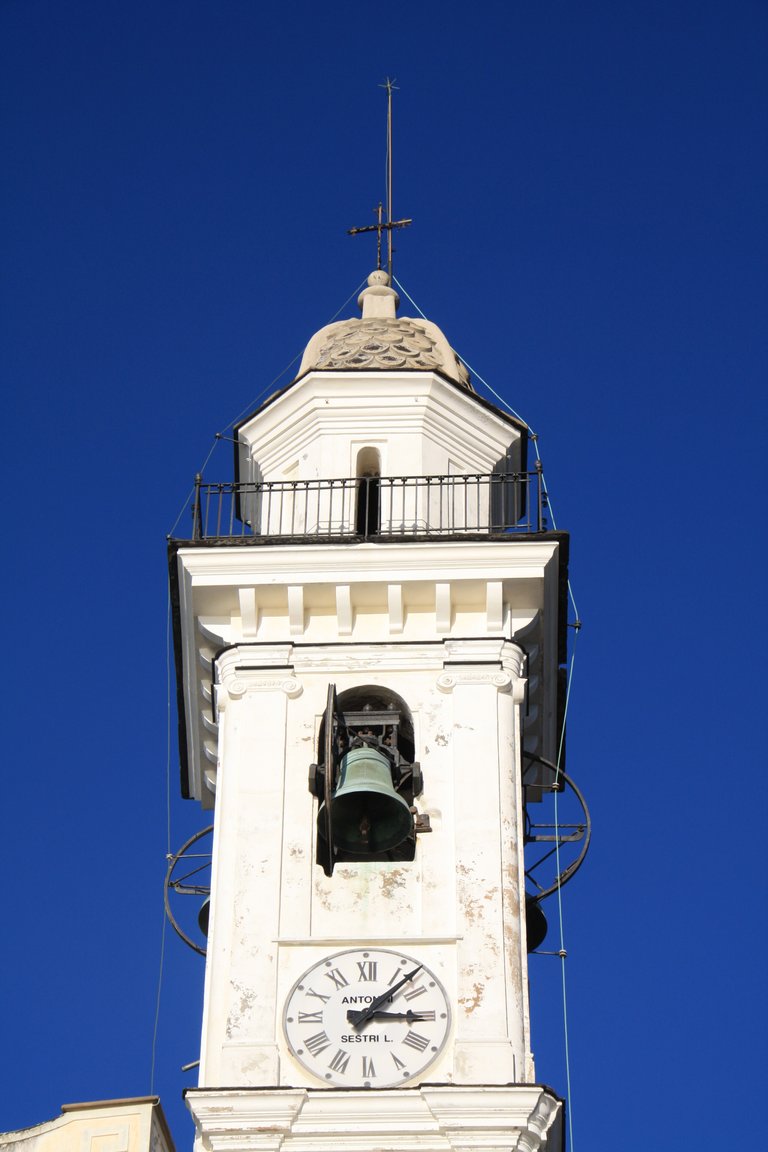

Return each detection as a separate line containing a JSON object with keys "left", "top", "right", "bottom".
{"left": 355, "top": 447, "right": 381, "bottom": 536}
{"left": 320, "top": 683, "right": 415, "bottom": 766}
{"left": 315, "top": 683, "right": 420, "bottom": 868}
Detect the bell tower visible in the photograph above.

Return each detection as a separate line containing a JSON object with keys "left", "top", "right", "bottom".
{"left": 169, "top": 268, "right": 570, "bottom": 1151}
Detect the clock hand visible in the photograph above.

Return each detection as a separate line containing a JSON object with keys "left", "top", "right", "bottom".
{"left": 349, "top": 964, "right": 423, "bottom": 1028}
{"left": 346, "top": 1009, "right": 430, "bottom": 1022}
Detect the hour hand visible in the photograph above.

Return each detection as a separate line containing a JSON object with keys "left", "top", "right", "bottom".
{"left": 346, "top": 1009, "right": 430, "bottom": 1023}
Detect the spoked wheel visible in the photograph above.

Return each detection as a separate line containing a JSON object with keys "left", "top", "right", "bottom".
{"left": 523, "top": 753, "right": 591, "bottom": 950}
{"left": 164, "top": 825, "right": 213, "bottom": 956}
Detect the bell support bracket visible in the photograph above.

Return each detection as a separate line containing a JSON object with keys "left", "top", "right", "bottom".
{"left": 323, "top": 683, "right": 338, "bottom": 875}
{"left": 523, "top": 751, "right": 591, "bottom": 902}
{"left": 164, "top": 824, "right": 214, "bottom": 956}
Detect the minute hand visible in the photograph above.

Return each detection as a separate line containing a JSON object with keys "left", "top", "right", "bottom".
{"left": 346, "top": 1010, "right": 430, "bottom": 1023}
{"left": 349, "top": 964, "right": 423, "bottom": 1028}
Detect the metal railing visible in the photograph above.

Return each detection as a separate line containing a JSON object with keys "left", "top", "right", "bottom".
{"left": 184, "top": 468, "right": 546, "bottom": 541}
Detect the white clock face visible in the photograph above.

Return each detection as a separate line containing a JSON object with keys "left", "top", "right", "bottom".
{"left": 283, "top": 948, "right": 451, "bottom": 1088}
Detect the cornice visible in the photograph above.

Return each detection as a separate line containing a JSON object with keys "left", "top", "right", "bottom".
{"left": 174, "top": 546, "right": 560, "bottom": 802}
{"left": 237, "top": 373, "right": 519, "bottom": 437}
{"left": 176, "top": 539, "right": 561, "bottom": 586}
{"left": 185, "top": 1086, "right": 563, "bottom": 1152}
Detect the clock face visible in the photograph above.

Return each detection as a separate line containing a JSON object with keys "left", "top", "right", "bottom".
{"left": 283, "top": 948, "right": 451, "bottom": 1088}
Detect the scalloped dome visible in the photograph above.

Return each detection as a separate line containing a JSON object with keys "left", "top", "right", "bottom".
{"left": 296, "top": 271, "right": 472, "bottom": 389}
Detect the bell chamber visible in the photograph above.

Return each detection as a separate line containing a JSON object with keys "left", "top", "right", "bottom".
{"left": 310, "top": 684, "right": 424, "bottom": 873}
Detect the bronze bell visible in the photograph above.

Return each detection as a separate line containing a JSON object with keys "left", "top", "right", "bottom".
{"left": 525, "top": 896, "right": 548, "bottom": 952}
{"left": 319, "top": 746, "right": 413, "bottom": 853}
{"left": 198, "top": 896, "right": 210, "bottom": 938}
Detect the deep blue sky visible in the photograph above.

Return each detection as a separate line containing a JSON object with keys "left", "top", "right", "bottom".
{"left": 2, "top": 2, "right": 766, "bottom": 1149}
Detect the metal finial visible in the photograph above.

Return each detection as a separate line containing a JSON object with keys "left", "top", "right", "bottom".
{"left": 382, "top": 76, "right": 396, "bottom": 279}
{"left": 347, "top": 79, "right": 411, "bottom": 276}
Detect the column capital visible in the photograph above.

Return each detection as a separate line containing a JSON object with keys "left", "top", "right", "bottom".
{"left": 214, "top": 644, "right": 302, "bottom": 701}
{"left": 438, "top": 638, "right": 526, "bottom": 697}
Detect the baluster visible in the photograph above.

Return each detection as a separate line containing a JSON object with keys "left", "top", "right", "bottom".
{"left": 264, "top": 482, "right": 271, "bottom": 535}
{"left": 192, "top": 474, "right": 203, "bottom": 540}
{"left": 213, "top": 485, "right": 221, "bottom": 537}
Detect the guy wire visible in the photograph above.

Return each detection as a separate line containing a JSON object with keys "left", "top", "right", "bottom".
{"left": 395, "top": 271, "right": 582, "bottom": 1149}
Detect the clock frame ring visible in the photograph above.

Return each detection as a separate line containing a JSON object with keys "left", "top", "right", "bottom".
{"left": 283, "top": 946, "right": 451, "bottom": 1088}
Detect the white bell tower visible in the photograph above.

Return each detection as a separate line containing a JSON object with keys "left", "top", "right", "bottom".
{"left": 169, "top": 270, "right": 568, "bottom": 1151}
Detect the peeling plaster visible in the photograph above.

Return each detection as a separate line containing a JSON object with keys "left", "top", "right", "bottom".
{"left": 379, "top": 867, "right": 407, "bottom": 899}
{"left": 460, "top": 892, "right": 485, "bottom": 924}
{"left": 315, "top": 883, "right": 334, "bottom": 912}
{"left": 459, "top": 981, "right": 484, "bottom": 1014}
{"left": 226, "top": 982, "right": 258, "bottom": 1037}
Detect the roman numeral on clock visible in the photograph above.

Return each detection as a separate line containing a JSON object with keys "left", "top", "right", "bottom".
{"left": 325, "top": 967, "right": 349, "bottom": 990}
{"left": 328, "top": 1049, "right": 350, "bottom": 1074}
{"left": 403, "top": 1030, "right": 430, "bottom": 1052}
{"left": 305, "top": 987, "right": 330, "bottom": 1004}
{"left": 304, "top": 1030, "right": 331, "bottom": 1056}
{"left": 357, "top": 960, "right": 378, "bottom": 981}
{"left": 403, "top": 983, "right": 426, "bottom": 1001}
{"left": 297, "top": 1010, "right": 324, "bottom": 1024}
{"left": 362, "top": 1056, "right": 376, "bottom": 1078}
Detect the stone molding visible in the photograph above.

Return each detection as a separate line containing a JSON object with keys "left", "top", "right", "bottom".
{"left": 212, "top": 639, "right": 526, "bottom": 691}
{"left": 423, "top": 1086, "right": 562, "bottom": 1151}
{"left": 437, "top": 669, "right": 513, "bottom": 693}
{"left": 176, "top": 539, "right": 560, "bottom": 585}
{"left": 235, "top": 369, "right": 521, "bottom": 488}
{"left": 438, "top": 638, "right": 526, "bottom": 699}
{"left": 176, "top": 537, "right": 560, "bottom": 806}
{"left": 216, "top": 643, "right": 294, "bottom": 680}
{"left": 185, "top": 1086, "right": 562, "bottom": 1152}
{"left": 221, "top": 675, "right": 302, "bottom": 701}
{"left": 214, "top": 645, "right": 303, "bottom": 706}
{"left": 186, "top": 1090, "right": 305, "bottom": 1152}
{"left": 197, "top": 639, "right": 528, "bottom": 797}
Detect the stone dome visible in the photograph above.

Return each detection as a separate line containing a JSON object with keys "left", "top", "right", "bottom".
{"left": 296, "top": 271, "right": 472, "bottom": 389}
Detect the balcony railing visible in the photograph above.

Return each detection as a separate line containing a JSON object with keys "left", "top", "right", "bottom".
{"left": 183, "top": 469, "right": 546, "bottom": 541}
